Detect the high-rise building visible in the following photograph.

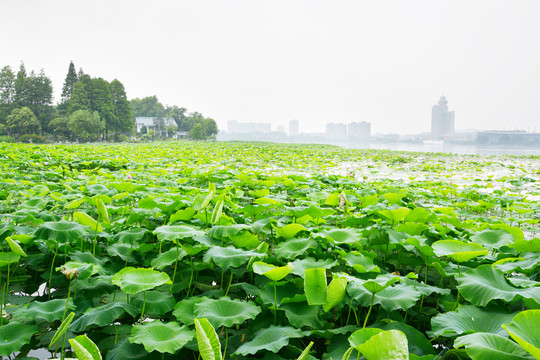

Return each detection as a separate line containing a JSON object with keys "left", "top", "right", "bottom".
{"left": 289, "top": 119, "right": 299, "bottom": 136}
{"left": 348, "top": 121, "right": 371, "bottom": 138}
{"left": 326, "top": 123, "right": 348, "bottom": 138}
{"left": 431, "top": 96, "right": 455, "bottom": 138}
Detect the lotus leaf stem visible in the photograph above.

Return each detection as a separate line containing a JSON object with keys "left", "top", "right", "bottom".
{"left": 140, "top": 291, "right": 146, "bottom": 324}
{"left": 170, "top": 242, "right": 180, "bottom": 292}
{"left": 363, "top": 292, "right": 375, "bottom": 328}
{"left": 224, "top": 269, "right": 233, "bottom": 296}
{"left": 273, "top": 280, "right": 278, "bottom": 324}
{"left": 222, "top": 327, "right": 229, "bottom": 360}
{"left": 48, "top": 246, "right": 59, "bottom": 300}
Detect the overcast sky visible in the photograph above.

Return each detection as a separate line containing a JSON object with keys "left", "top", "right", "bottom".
{"left": 2, "top": 0, "right": 539, "bottom": 134}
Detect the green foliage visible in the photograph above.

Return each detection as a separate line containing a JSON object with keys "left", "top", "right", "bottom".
{"left": 0, "top": 142, "right": 538, "bottom": 359}
{"left": 68, "top": 109, "right": 105, "bottom": 141}
{"left": 6, "top": 106, "right": 41, "bottom": 135}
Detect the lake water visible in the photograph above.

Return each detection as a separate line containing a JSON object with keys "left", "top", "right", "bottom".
{"left": 342, "top": 142, "right": 540, "bottom": 156}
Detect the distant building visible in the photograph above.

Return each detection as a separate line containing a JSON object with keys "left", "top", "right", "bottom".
{"left": 326, "top": 122, "right": 348, "bottom": 138}
{"left": 289, "top": 119, "right": 299, "bottom": 136}
{"left": 431, "top": 96, "right": 455, "bottom": 138}
{"left": 227, "top": 120, "right": 272, "bottom": 134}
{"left": 348, "top": 121, "right": 371, "bottom": 138}
{"left": 135, "top": 117, "right": 176, "bottom": 136}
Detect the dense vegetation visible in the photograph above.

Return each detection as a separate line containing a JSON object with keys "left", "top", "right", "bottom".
{"left": 0, "top": 142, "right": 539, "bottom": 360}
{"left": 0, "top": 62, "right": 217, "bottom": 142}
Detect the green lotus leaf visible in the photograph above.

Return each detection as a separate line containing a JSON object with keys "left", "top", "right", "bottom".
{"left": 111, "top": 267, "right": 172, "bottom": 294}
{"left": 404, "top": 236, "right": 435, "bottom": 258}
{"left": 112, "top": 228, "right": 148, "bottom": 244}
{"left": 430, "top": 305, "right": 517, "bottom": 338}
{"left": 379, "top": 207, "right": 411, "bottom": 223}
{"left": 323, "top": 276, "right": 348, "bottom": 312}
{"left": 86, "top": 184, "right": 111, "bottom": 195}
{"left": 5, "top": 236, "right": 26, "bottom": 257}
{"left": 150, "top": 247, "right": 188, "bottom": 270}
{"left": 204, "top": 246, "right": 262, "bottom": 269}
{"left": 194, "top": 296, "right": 261, "bottom": 328}
{"left": 275, "top": 223, "right": 308, "bottom": 239}
{"left": 34, "top": 219, "right": 88, "bottom": 243}
{"left": 404, "top": 207, "right": 433, "bottom": 223}
{"left": 432, "top": 240, "right": 488, "bottom": 263}
{"left": 70, "top": 302, "right": 139, "bottom": 332}
{"left": 235, "top": 325, "right": 304, "bottom": 356}
{"left": 0, "top": 321, "right": 37, "bottom": 356}
{"left": 470, "top": 229, "right": 515, "bottom": 250}
{"left": 0, "top": 251, "right": 20, "bottom": 267}
{"left": 133, "top": 291, "right": 175, "bottom": 316}
{"left": 207, "top": 224, "right": 249, "bottom": 239}
{"left": 69, "top": 334, "right": 102, "bottom": 360}
{"left": 73, "top": 211, "right": 102, "bottom": 232}
{"left": 194, "top": 318, "right": 222, "bottom": 360}
{"left": 280, "top": 302, "right": 323, "bottom": 329}
{"left": 350, "top": 329, "right": 409, "bottom": 360}
{"left": 290, "top": 257, "right": 337, "bottom": 277}
{"left": 493, "top": 253, "right": 540, "bottom": 274}
{"left": 253, "top": 261, "right": 294, "bottom": 281}
{"left": 341, "top": 251, "right": 381, "bottom": 273}
{"left": 457, "top": 265, "right": 540, "bottom": 306}
{"left": 502, "top": 310, "right": 540, "bottom": 359}
{"left": 96, "top": 198, "right": 110, "bottom": 223}
{"left": 153, "top": 225, "right": 205, "bottom": 241}
{"left": 173, "top": 296, "right": 208, "bottom": 326}
{"left": 169, "top": 207, "right": 196, "bottom": 223}
{"left": 381, "top": 321, "right": 436, "bottom": 356}
{"left": 355, "top": 274, "right": 402, "bottom": 294}
{"left": 304, "top": 268, "right": 327, "bottom": 305}
{"left": 49, "top": 311, "right": 75, "bottom": 348}
{"left": 105, "top": 338, "right": 158, "bottom": 360}
{"left": 259, "top": 280, "right": 304, "bottom": 307}
{"left": 348, "top": 328, "right": 383, "bottom": 348}
{"left": 230, "top": 230, "right": 261, "bottom": 249}
{"left": 403, "top": 278, "right": 450, "bottom": 296}
{"left": 349, "top": 282, "right": 422, "bottom": 311}
{"left": 317, "top": 228, "right": 363, "bottom": 245}
{"left": 130, "top": 321, "right": 194, "bottom": 354}
{"left": 275, "top": 237, "right": 318, "bottom": 260}
{"left": 106, "top": 243, "right": 136, "bottom": 262}
{"left": 511, "top": 238, "right": 540, "bottom": 253}
{"left": 13, "top": 298, "right": 76, "bottom": 323}
{"left": 454, "top": 333, "right": 535, "bottom": 360}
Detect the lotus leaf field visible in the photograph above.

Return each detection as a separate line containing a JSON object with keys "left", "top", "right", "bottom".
{"left": 0, "top": 141, "right": 539, "bottom": 360}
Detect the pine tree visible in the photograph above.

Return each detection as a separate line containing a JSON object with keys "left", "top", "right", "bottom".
{"left": 14, "top": 62, "right": 27, "bottom": 106}
{"left": 109, "top": 79, "right": 133, "bottom": 138}
{"left": 60, "top": 61, "right": 78, "bottom": 105}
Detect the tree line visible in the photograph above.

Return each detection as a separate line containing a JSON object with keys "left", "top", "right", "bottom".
{"left": 0, "top": 61, "right": 218, "bottom": 142}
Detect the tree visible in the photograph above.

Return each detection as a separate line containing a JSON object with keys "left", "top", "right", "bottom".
{"left": 13, "top": 62, "right": 27, "bottom": 106}
{"left": 67, "top": 81, "right": 90, "bottom": 114}
{"left": 0, "top": 66, "right": 15, "bottom": 124}
{"left": 58, "top": 61, "right": 78, "bottom": 115}
{"left": 48, "top": 116, "right": 71, "bottom": 139}
{"left": 25, "top": 69, "right": 54, "bottom": 133}
{"left": 109, "top": 79, "right": 133, "bottom": 138}
{"left": 68, "top": 110, "right": 104, "bottom": 141}
{"left": 129, "top": 96, "right": 165, "bottom": 117}
{"left": 166, "top": 105, "right": 187, "bottom": 130}
{"left": 6, "top": 107, "right": 41, "bottom": 136}
{"left": 189, "top": 122, "right": 205, "bottom": 140}
{"left": 0, "top": 66, "right": 15, "bottom": 105}
{"left": 89, "top": 78, "right": 116, "bottom": 139}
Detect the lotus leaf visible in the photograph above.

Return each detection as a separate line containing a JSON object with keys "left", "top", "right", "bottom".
{"left": 430, "top": 305, "right": 517, "bottom": 338}
{"left": 253, "top": 261, "right": 294, "bottom": 281}
{"left": 349, "top": 282, "right": 422, "bottom": 311}
{"left": 194, "top": 318, "right": 222, "bottom": 360}
{"left": 70, "top": 302, "right": 139, "bottom": 332}
{"left": 275, "top": 223, "right": 307, "bottom": 239}
{"left": 34, "top": 219, "right": 88, "bottom": 243}
{"left": 470, "top": 229, "right": 515, "bottom": 250}
{"left": 432, "top": 240, "right": 488, "bottom": 263}
{"left": 0, "top": 321, "right": 37, "bottom": 356}
{"left": 153, "top": 225, "right": 205, "bottom": 241}
{"left": 69, "top": 334, "right": 102, "bottom": 360}
{"left": 290, "top": 257, "right": 337, "bottom": 277}
{"left": 457, "top": 265, "right": 540, "bottom": 306}
{"left": 13, "top": 298, "right": 75, "bottom": 323}
{"left": 130, "top": 321, "right": 194, "bottom": 354}
{"left": 275, "top": 237, "right": 318, "bottom": 260}
{"left": 304, "top": 268, "right": 327, "bottom": 305}
{"left": 502, "top": 310, "right": 540, "bottom": 359}
{"left": 455, "top": 333, "right": 534, "bottom": 360}
{"left": 235, "top": 325, "right": 304, "bottom": 355}
{"left": 204, "top": 246, "right": 262, "bottom": 269}
{"left": 280, "top": 302, "right": 323, "bottom": 328}
{"left": 349, "top": 328, "right": 409, "bottom": 360}
{"left": 194, "top": 296, "right": 261, "bottom": 328}
{"left": 111, "top": 267, "right": 172, "bottom": 294}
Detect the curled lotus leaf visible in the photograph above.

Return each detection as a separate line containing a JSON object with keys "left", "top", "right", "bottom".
{"left": 194, "top": 296, "right": 261, "bottom": 328}
{"left": 235, "top": 325, "right": 304, "bottom": 356}
{"left": 130, "top": 321, "right": 194, "bottom": 354}
{"left": 455, "top": 333, "right": 535, "bottom": 360}
{"left": 111, "top": 267, "right": 172, "bottom": 294}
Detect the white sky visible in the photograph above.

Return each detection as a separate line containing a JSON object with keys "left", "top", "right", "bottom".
{"left": 2, "top": 0, "right": 539, "bottom": 134}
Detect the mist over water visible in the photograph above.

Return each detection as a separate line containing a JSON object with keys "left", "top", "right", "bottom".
{"left": 342, "top": 143, "right": 540, "bottom": 156}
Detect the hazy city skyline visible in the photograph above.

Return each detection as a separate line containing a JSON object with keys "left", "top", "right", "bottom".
{"left": 2, "top": 1, "right": 539, "bottom": 135}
